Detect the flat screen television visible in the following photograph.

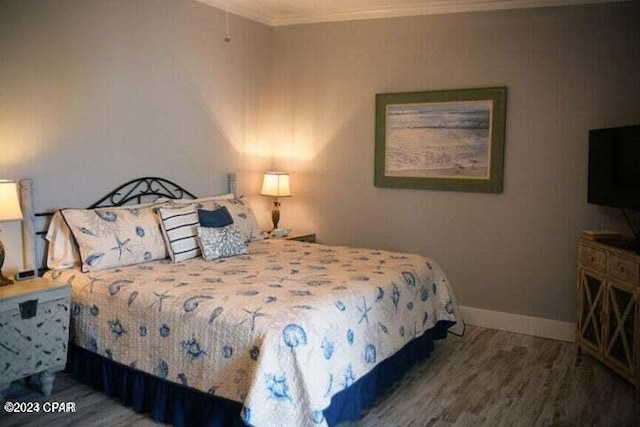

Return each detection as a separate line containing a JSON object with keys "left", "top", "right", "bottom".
{"left": 588, "top": 124, "right": 640, "bottom": 211}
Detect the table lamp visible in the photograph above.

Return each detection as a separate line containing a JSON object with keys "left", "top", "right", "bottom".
{"left": 260, "top": 172, "right": 291, "bottom": 233}
{"left": 0, "top": 180, "right": 23, "bottom": 286}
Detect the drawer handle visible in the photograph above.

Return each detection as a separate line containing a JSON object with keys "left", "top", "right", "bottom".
{"left": 620, "top": 266, "right": 625, "bottom": 273}
{"left": 19, "top": 299, "right": 39, "bottom": 320}
{"left": 591, "top": 256, "right": 595, "bottom": 262}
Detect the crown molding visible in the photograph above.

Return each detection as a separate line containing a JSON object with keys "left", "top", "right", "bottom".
{"left": 194, "top": 0, "right": 274, "bottom": 26}
{"left": 194, "top": 0, "right": 631, "bottom": 27}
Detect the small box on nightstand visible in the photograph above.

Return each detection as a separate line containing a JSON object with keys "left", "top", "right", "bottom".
{"left": 0, "top": 278, "right": 71, "bottom": 397}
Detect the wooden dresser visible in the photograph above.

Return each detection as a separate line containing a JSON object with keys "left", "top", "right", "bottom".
{"left": 576, "top": 236, "right": 640, "bottom": 398}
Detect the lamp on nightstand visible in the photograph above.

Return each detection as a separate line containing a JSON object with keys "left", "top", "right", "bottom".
{"left": 260, "top": 171, "right": 291, "bottom": 232}
{"left": 0, "top": 180, "right": 23, "bottom": 286}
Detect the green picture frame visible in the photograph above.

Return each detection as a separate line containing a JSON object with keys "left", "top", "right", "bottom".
{"left": 375, "top": 87, "right": 507, "bottom": 193}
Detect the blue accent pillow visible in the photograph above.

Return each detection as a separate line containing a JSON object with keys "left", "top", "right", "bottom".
{"left": 198, "top": 207, "right": 234, "bottom": 228}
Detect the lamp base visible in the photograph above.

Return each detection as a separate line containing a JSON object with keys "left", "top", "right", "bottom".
{"left": 271, "top": 199, "right": 281, "bottom": 231}
{"left": 0, "top": 273, "right": 13, "bottom": 287}
{"left": 0, "top": 239, "right": 14, "bottom": 286}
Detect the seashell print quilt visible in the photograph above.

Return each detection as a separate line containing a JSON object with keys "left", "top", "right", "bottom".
{"left": 46, "top": 239, "right": 461, "bottom": 427}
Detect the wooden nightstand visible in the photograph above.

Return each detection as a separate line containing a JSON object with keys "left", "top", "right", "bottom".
{"left": 287, "top": 232, "right": 316, "bottom": 243}
{"left": 269, "top": 231, "right": 316, "bottom": 243}
{"left": 0, "top": 278, "right": 71, "bottom": 398}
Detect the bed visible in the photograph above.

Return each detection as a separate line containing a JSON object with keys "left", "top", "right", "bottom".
{"left": 36, "top": 176, "right": 462, "bottom": 427}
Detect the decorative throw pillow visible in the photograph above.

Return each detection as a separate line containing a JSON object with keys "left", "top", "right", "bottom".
{"left": 157, "top": 204, "right": 201, "bottom": 262}
{"left": 208, "top": 197, "right": 264, "bottom": 242}
{"left": 61, "top": 204, "right": 169, "bottom": 272}
{"left": 198, "top": 207, "right": 234, "bottom": 228}
{"left": 196, "top": 224, "right": 248, "bottom": 261}
{"left": 47, "top": 201, "right": 168, "bottom": 270}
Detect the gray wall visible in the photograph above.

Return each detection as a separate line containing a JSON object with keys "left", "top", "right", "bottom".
{"left": 269, "top": 3, "right": 640, "bottom": 322}
{"left": 0, "top": 0, "right": 273, "bottom": 209}
{"left": 1, "top": 0, "right": 639, "bottom": 323}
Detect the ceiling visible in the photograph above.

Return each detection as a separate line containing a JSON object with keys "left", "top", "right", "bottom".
{"left": 195, "top": 0, "right": 624, "bottom": 26}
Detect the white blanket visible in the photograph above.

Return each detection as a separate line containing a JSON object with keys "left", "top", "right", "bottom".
{"left": 46, "top": 239, "right": 461, "bottom": 426}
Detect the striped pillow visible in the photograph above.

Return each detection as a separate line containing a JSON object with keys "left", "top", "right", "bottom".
{"left": 157, "top": 205, "right": 201, "bottom": 262}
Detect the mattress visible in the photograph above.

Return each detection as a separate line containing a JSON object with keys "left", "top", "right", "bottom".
{"left": 46, "top": 238, "right": 460, "bottom": 427}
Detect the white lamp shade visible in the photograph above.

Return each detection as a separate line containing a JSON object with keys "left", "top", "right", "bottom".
{"left": 0, "top": 180, "right": 23, "bottom": 222}
{"left": 260, "top": 172, "right": 291, "bottom": 197}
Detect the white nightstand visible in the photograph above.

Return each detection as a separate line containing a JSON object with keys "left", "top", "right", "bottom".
{"left": 0, "top": 278, "right": 71, "bottom": 398}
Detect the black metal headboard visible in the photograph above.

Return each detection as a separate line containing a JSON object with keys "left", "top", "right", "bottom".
{"left": 35, "top": 176, "right": 198, "bottom": 223}
{"left": 87, "top": 177, "right": 197, "bottom": 208}
{"left": 28, "top": 174, "right": 237, "bottom": 276}
{"left": 33, "top": 177, "right": 200, "bottom": 267}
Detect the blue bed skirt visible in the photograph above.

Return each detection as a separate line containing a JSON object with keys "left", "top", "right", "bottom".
{"left": 67, "top": 320, "right": 454, "bottom": 426}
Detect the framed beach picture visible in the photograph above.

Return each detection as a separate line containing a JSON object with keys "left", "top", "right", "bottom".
{"left": 375, "top": 87, "right": 507, "bottom": 193}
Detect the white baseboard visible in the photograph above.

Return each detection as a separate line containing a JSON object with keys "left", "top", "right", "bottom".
{"left": 460, "top": 306, "right": 575, "bottom": 342}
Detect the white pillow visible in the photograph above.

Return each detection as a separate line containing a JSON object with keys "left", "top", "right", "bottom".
{"left": 61, "top": 204, "right": 169, "bottom": 272}
{"left": 46, "top": 211, "right": 81, "bottom": 270}
{"left": 157, "top": 204, "right": 202, "bottom": 263}
{"left": 210, "top": 197, "right": 264, "bottom": 242}
{"left": 45, "top": 200, "right": 180, "bottom": 270}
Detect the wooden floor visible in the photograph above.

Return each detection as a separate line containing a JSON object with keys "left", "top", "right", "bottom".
{"left": 3, "top": 325, "right": 640, "bottom": 426}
